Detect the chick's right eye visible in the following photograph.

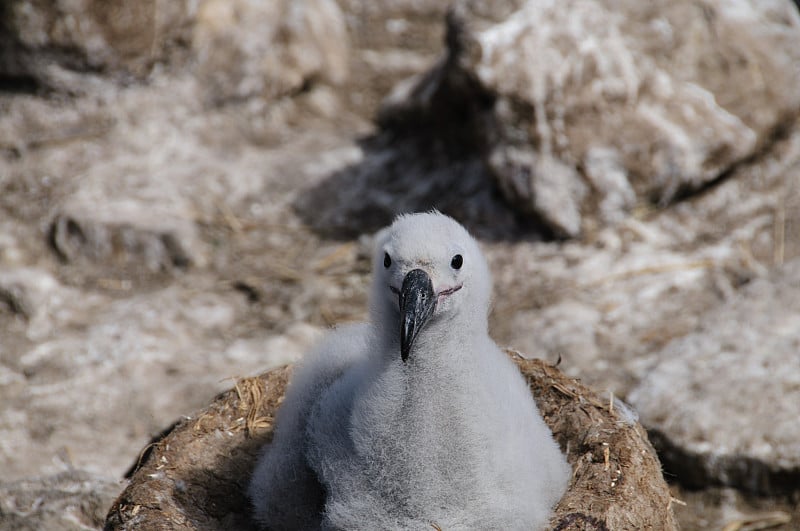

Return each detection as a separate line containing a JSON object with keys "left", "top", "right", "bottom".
{"left": 383, "top": 252, "right": 392, "bottom": 268}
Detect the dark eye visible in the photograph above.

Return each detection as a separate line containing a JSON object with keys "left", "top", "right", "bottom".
{"left": 384, "top": 252, "right": 392, "bottom": 268}
{"left": 451, "top": 254, "right": 463, "bottom": 270}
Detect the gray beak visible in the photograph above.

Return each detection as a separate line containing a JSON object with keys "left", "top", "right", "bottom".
{"left": 399, "top": 269, "right": 436, "bottom": 362}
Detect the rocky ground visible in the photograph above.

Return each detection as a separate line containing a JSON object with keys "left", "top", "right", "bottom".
{"left": 1, "top": 1, "right": 799, "bottom": 529}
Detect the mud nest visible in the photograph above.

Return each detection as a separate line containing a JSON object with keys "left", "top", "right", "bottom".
{"left": 104, "top": 354, "right": 677, "bottom": 530}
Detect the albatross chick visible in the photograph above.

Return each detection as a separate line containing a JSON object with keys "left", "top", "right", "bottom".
{"left": 248, "top": 212, "right": 570, "bottom": 530}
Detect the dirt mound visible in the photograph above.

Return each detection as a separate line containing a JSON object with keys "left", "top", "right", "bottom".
{"left": 104, "top": 354, "right": 676, "bottom": 530}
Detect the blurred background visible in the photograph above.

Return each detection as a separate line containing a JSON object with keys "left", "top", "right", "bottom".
{"left": 1, "top": 1, "right": 799, "bottom": 529}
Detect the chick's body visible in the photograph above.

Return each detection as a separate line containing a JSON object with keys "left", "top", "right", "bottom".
{"left": 249, "top": 212, "right": 570, "bottom": 530}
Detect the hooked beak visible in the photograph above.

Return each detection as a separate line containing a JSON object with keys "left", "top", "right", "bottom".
{"left": 399, "top": 269, "right": 436, "bottom": 362}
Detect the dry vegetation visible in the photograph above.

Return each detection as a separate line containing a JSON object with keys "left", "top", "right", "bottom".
{"left": 106, "top": 354, "right": 677, "bottom": 530}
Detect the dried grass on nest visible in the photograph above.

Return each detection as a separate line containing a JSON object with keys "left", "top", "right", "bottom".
{"left": 233, "top": 377, "right": 275, "bottom": 435}
{"left": 105, "top": 355, "right": 676, "bottom": 530}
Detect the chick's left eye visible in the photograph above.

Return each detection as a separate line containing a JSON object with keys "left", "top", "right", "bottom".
{"left": 451, "top": 254, "right": 463, "bottom": 270}
{"left": 384, "top": 253, "right": 392, "bottom": 268}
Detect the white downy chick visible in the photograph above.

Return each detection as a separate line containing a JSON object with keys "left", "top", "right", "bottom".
{"left": 249, "top": 211, "right": 570, "bottom": 530}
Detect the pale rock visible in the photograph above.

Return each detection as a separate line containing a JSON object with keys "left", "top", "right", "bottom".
{"left": 0, "top": 470, "right": 119, "bottom": 531}
{"left": 629, "top": 258, "right": 800, "bottom": 493}
{"left": 0, "top": 0, "right": 349, "bottom": 104}
{"left": 192, "top": 0, "right": 349, "bottom": 104}
{"left": 0, "top": 267, "right": 108, "bottom": 341}
{"left": 379, "top": 0, "right": 800, "bottom": 236}
{"left": 0, "top": 283, "right": 248, "bottom": 481}
{"left": 225, "top": 323, "right": 326, "bottom": 369}
{"left": 0, "top": 0, "right": 195, "bottom": 83}
{"left": 507, "top": 300, "right": 601, "bottom": 379}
